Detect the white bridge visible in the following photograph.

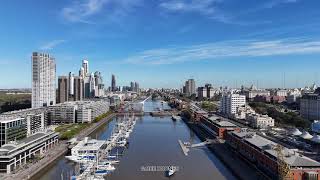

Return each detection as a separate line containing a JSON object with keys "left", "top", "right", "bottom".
{"left": 124, "top": 96, "right": 151, "bottom": 112}
{"left": 178, "top": 139, "right": 215, "bottom": 156}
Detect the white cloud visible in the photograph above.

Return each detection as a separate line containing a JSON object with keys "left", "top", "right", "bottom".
{"left": 40, "top": 40, "right": 66, "bottom": 50}
{"left": 61, "top": 0, "right": 142, "bottom": 24}
{"left": 124, "top": 38, "right": 320, "bottom": 65}
{"left": 159, "top": 0, "right": 220, "bottom": 15}
{"left": 262, "top": 0, "right": 300, "bottom": 9}
{"left": 159, "top": 0, "right": 248, "bottom": 25}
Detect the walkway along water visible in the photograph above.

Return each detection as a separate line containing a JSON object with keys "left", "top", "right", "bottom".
{"left": 32, "top": 100, "right": 237, "bottom": 180}
{"left": 1, "top": 112, "right": 116, "bottom": 180}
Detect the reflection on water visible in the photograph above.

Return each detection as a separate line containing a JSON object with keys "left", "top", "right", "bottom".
{"left": 33, "top": 100, "right": 236, "bottom": 180}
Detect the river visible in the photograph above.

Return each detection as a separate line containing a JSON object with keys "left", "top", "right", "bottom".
{"left": 32, "top": 100, "right": 236, "bottom": 180}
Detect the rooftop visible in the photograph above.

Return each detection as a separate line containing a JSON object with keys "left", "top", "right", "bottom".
{"left": 232, "top": 131, "right": 320, "bottom": 167}
{"left": 73, "top": 139, "right": 106, "bottom": 151}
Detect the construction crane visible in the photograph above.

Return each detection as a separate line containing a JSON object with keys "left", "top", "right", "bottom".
{"left": 274, "top": 144, "right": 293, "bottom": 180}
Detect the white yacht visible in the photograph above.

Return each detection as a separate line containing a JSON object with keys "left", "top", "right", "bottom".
{"left": 167, "top": 166, "right": 176, "bottom": 177}
{"left": 66, "top": 137, "right": 107, "bottom": 163}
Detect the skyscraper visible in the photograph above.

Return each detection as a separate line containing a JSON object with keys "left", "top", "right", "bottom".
{"left": 32, "top": 52, "right": 56, "bottom": 108}
{"left": 82, "top": 60, "right": 89, "bottom": 76}
{"left": 130, "top": 82, "right": 134, "bottom": 91}
{"left": 69, "top": 72, "right": 74, "bottom": 96}
{"left": 111, "top": 74, "right": 116, "bottom": 92}
{"left": 79, "top": 67, "right": 85, "bottom": 79}
{"left": 184, "top": 79, "right": 196, "bottom": 96}
{"left": 57, "top": 76, "right": 69, "bottom": 103}
{"left": 94, "top": 71, "right": 104, "bottom": 97}
{"left": 74, "top": 76, "right": 83, "bottom": 101}
{"left": 134, "top": 82, "right": 139, "bottom": 92}
{"left": 89, "top": 73, "right": 95, "bottom": 97}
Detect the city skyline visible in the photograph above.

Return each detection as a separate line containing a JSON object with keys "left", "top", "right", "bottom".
{"left": 1, "top": 0, "right": 320, "bottom": 88}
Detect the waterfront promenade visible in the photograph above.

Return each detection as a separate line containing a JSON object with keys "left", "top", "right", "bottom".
{"left": 185, "top": 120, "right": 271, "bottom": 180}
{"left": 0, "top": 112, "right": 116, "bottom": 180}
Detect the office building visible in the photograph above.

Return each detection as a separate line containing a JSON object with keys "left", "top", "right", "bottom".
{"left": 111, "top": 74, "right": 116, "bottom": 92}
{"left": 89, "top": 73, "right": 95, "bottom": 97}
{"left": 31, "top": 52, "right": 56, "bottom": 108}
{"left": 130, "top": 82, "right": 134, "bottom": 91}
{"left": 94, "top": 71, "right": 104, "bottom": 97}
{"left": 73, "top": 76, "right": 83, "bottom": 101}
{"left": 220, "top": 93, "right": 246, "bottom": 116}
{"left": 300, "top": 93, "right": 320, "bottom": 120}
{"left": 0, "top": 118, "right": 27, "bottom": 147}
{"left": 0, "top": 131, "right": 58, "bottom": 174}
{"left": 57, "top": 76, "right": 69, "bottom": 103}
{"left": 82, "top": 60, "right": 89, "bottom": 76}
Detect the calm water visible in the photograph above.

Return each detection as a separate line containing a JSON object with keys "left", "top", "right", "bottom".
{"left": 33, "top": 100, "right": 236, "bottom": 180}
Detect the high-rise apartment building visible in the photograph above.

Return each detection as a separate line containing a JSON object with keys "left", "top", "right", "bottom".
{"left": 220, "top": 93, "right": 246, "bottom": 115}
{"left": 184, "top": 79, "right": 196, "bottom": 96}
{"left": 32, "top": 52, "right": 56, "bottom": 108}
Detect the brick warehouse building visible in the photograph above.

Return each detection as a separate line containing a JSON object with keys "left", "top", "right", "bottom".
{"left": 226, "top": 130, "right": 320, "bottom": 180}
{"left": 200, "top": 115, "right": 240, "bottom": 139}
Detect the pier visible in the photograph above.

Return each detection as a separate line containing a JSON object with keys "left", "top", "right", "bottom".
{"left": 178, "top": 140, "right": 190, "bottom": 156}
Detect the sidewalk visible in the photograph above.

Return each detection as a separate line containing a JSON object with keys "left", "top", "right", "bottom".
{"left": 1, "top": 113, "right": 116, "bottom": 180}
{"left": 2, "top": 142, "right": 68, "bottom": 180}
{"left": 186, "top": 121, "right": 271, "bottom": 180}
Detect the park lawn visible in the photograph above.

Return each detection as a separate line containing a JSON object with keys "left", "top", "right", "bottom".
{"left": 55, "top": 110, "right": 113, "bottom": 140}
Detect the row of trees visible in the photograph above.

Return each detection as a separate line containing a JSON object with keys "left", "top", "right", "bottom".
{"left": 249, "top": 102, "right": 310, "bottom": 129}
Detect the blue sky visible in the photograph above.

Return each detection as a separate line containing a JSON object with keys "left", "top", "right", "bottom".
{"left": 0, "top": 0, "right": 320, "bottom": 88}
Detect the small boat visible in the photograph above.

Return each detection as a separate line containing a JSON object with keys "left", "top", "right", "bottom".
{"left": 166, "top": 166, "right": 176, "bottom": 177}
{"left": 172, "top": 115, "right": 181, "bottom": 121}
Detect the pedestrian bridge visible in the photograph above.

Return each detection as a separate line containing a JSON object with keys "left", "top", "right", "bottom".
{"left": 179, "top": 139, "right": 215, "bottom": 156}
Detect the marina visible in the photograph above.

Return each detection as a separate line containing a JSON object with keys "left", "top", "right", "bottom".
{"left": 66, "top": 114, "right": 137, "bottom": 180}
{"left": 32, "top": 100, "right": 237, "bottom": 180}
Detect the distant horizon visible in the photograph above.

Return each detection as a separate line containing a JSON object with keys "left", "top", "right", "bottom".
{"left": 1, "top": 1, "right": 320, "bottom": 88}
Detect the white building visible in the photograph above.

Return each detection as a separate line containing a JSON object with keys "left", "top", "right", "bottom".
{"left": 82, "top": 59, "right": 89, "bottom": 76}
{"left": 69, "top": 72, "right": 74, "bottom": 96}
{"left": 0, "top": 131, "right": 58, "bottom": 174}
{"left": 32, "top": 52, "right": 56, "bottom": 108}
{"left": 197, "top": 87, "right": 207, "bottom": 98}
{"left": 77, "top": 108, "right": 92, "bottom": 123}
{"left": 276, "top": 89, "right": 288, "bottom": 97}
{"left": 220, "top": 93, "right": 246, "bottom": 116}
{"left": 246, "top": 113, "right": 274, "bottom": 128}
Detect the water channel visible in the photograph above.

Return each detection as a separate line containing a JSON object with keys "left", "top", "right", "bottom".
{"left": 33, "top": 100, "right": 236, "bottom": 180}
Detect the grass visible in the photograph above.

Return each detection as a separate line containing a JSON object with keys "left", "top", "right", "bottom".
{"left": 249, "top": 102, "right": 310, "bottom": 129}
{"left": 92, "top": 110, "right": 113, "bottom": 123}
{"left": 55, "top": 110, "right": 113, "bottom": 140}
{"left": 201, "top": 101, "right": 218, "bottom": 112}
